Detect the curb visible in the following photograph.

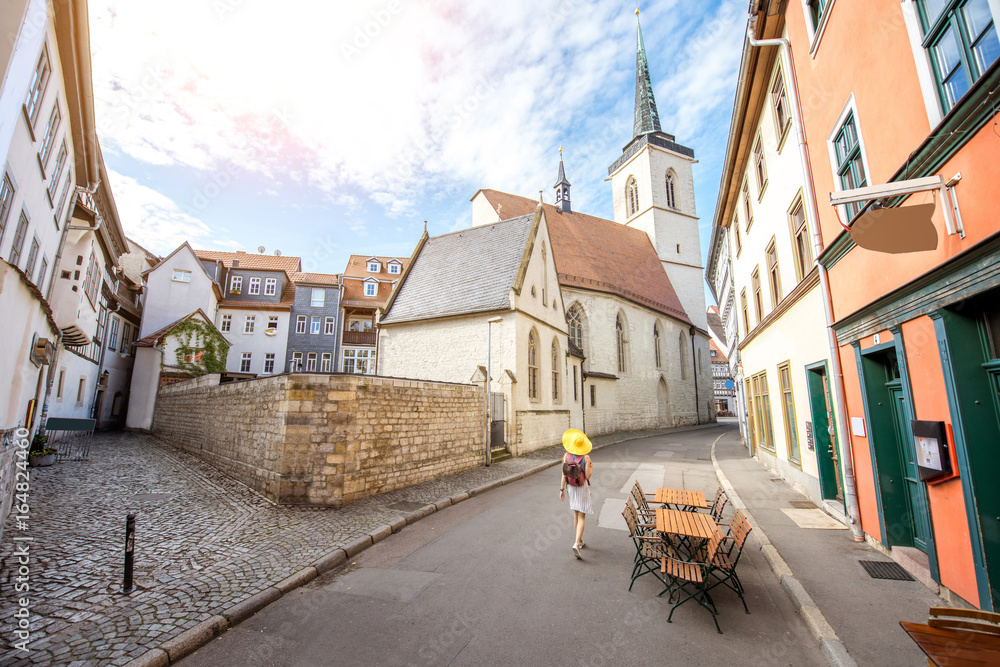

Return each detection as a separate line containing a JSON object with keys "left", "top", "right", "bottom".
{"left": 123, "top": 457, "right": 563, "bottom": 666}
{"left": 710, "top": 434, "right": 858, "bottom": 667}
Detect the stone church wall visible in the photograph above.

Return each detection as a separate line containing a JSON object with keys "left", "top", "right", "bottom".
{"left": 152, "top": 373, "right": 484, "bottom": 506}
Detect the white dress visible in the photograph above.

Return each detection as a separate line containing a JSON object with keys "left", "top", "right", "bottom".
{"left": 565, "top": 456, "right": 593, "bottom": 514}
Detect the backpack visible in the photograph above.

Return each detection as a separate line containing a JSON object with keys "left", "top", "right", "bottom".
{"left": 563, "top": 454, "right": 588, "bottom": 487}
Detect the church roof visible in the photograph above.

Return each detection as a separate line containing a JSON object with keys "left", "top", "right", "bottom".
{"left": 380, "top": 213, "right": 535, "bottom": 324}
{"left": 633, "top": 16, "right": 662, "bottom": 139}
{"left": 477, "top": 190, "right": 691, "bottom": 324}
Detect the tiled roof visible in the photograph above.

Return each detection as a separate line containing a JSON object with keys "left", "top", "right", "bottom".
{"left": 479, "top": 190, "right": 690, "bottom": 324}
{"left": 709, "top": 338, "right": 729, "bottom": 364}
{"left": 341, "top": 276, "right": 395, "bottom": 309}
{"left": 194, "top": 249, "right": 301, "bottom": 273}
{"left": 292, "top": 272, "right": 340, "bottom": 286}
{"left": 381, "top": 213, "right": 535, "bottom": 324}
{"left": 134, "top": 310, "right": 224, "bottom": 347}
{"left": 343, "top": 255, "right": 409, "bottom": 280}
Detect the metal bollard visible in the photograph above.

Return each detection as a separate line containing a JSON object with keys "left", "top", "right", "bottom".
{"left": 122, "top": 513, "right": 135, "bottom": 594}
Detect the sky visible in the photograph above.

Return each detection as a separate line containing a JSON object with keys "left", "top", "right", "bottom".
{"left": 89, "top": 0, "right": 747, "bottom": 302}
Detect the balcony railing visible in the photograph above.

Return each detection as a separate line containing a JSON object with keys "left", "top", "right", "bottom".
{"left": 342, "top": 330, "right": 376, "bottom": 345}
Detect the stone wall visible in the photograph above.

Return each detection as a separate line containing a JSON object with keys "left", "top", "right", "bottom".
{"left": 152, "top": 373, "right": 484, "bottom": 506}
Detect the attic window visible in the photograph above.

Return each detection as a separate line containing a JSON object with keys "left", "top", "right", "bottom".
{"left": 364, "top": 281, "right": 377, "bottom": 297}
{"left": 388, "top": 262, "right": 401, "bottom": 275}
{"left": 367, "top": 261, "right": 380, "bottom": 272}
{"left": 172, "top": 270, "right": 191, "bottom": 283}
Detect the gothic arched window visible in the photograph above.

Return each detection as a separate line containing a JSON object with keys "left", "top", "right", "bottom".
{"left": 654, "top": 323, "right": 662, "bottom": 368}
{"left": 616, "top": 313, "right": 628, "bottom": 373}
{"left": 528, "top": 330, "right": 538, "bottom": 400}
{"left": 626, "top": 177, "right": 639, "bottom": 217}
{"left": 567, "top": 304, "right": 584, "bottom": 352}
{"left": 665, "top": 171, "right": 677, "bottom": 209}
{"left": 680, "top": 330, "right": 689, "bottom": 380}
{"left": 551, "top": 339, "right": 560, "bottom": 401}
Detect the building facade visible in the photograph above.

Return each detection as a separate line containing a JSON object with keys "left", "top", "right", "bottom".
{"left": 287, "top": 272, "right": 341, "bottom": 373}
{"left": 341, "top": 255, "right": 407, "bottom": 374}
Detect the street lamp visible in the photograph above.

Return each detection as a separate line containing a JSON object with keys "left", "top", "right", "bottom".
{"left": 485, "top": 316, "right": 502, "bottom": 467}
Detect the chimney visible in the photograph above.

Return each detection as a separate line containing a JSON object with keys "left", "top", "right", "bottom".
{"left": 232, "top": 259, "right": 239, "bottom": 267}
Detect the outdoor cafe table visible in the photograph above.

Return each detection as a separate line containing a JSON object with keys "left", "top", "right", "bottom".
{"left": 655, "top": 507, "right": 720, "bottom": 558}
{"left": 654, "top": 488, "right": 708, "bottom": 510}
{"left": 900, "top": 621, "right": 1000, "bottom": 665}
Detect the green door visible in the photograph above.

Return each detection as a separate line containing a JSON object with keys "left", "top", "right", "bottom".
{"left": 888, "top": 383, "right": 930, "bottom": 552}
{"left": 807, "top": 364, "right": 843, "bottom": 503}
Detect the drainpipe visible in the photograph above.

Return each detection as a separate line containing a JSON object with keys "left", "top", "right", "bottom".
{"left": 690, "top": 326, "right": 700, "bottom": 424}
{"left": 748, "top": 18, "right": 864, "bottom": 541}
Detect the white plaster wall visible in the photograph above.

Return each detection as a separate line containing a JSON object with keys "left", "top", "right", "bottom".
{"left": 48, "top": 351, "right": 98, "bottom": 421}
{"left": 218, "top": 309, "right": 289, "bottom": 374}
{"left": 49, "top": 231, "right": 101, "bottom": 336}
{"left": 140, "top": 247, "right": 218, "bottom": 338}
{"left": 125, "top": 347, "right": 161, "bottom": 431}
{"left": 470, "top": 191, "right": 502, "bottom": 227}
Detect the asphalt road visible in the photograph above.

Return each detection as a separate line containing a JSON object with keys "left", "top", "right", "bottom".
{"left": 177, "top": 425, "right": 823, "bottom": 666}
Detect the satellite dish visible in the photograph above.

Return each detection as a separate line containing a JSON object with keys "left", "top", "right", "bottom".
{"left": 274, "top": 250, "right": 281, "bottom": 256}
{"left": 257, "top": 245, "right": 266, "bottom": 253}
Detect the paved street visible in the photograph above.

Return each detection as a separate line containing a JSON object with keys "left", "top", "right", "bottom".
{"left": 176, "top": 426, "right": 825, "bottom": 667}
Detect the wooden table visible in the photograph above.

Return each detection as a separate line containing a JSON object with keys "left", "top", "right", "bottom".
{"left": 654, "top": 488, "right": 708, "bottom": 509}
{"left": 900, "top": 621, "right": 1000, "bottom": 665}
{"left": 655, "top": 508, "right": 718, "bottom": 540}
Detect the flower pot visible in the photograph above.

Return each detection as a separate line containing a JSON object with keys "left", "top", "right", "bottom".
{"left": 29, "top": 453, "right": 55, "bottom": 467}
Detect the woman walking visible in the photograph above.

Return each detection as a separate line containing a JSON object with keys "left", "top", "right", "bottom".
{"left": 559, "top": 429, "right": 593, "bottom": 559}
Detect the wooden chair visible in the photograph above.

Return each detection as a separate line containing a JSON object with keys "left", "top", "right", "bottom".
{"left": 706, "top": 510, "right": 752, "bottom": 615}
{"left": 622, "top": 497, "right": 669, "bottom": 592}
{"left": 709, "top": 487, "right": 729, "bottom": 522}
{"left": 661, "top": 531, "right": 724, "bottom": 634}
{"left": 927, "top": 606, "right": 1000, "bottom": 636}
{"left": 630, "top": 481, "right": 658, "bottom": 519}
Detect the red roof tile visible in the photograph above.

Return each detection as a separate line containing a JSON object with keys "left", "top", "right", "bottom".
{"left": 342, "top": 255, "right": 408, "bottom": 280}
{"left": 709, "top": 338, "right": 729, "bottom": 364}
{"left": 479, "top": 190, "right": 690, "bottom": 324}
{"left": 194, "top": 249, "right": 302, "bottom": 273}
{"left": 134, "top": 310, "right": 225, "bottom": 347}
{"left": 292, "top": 272, "right": 340, "bottom": 286}
{"left": 341, "top": 276, "right": 395, "bottom": 308}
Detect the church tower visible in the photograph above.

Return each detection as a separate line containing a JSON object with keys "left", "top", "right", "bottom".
{"left": 608, "top": 11, "right": 706, "bottom": 330}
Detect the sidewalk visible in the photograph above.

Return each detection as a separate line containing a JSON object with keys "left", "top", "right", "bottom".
{"left": 0, "top": 424, "right": 718, "bottom": 666}
{"left": 712, "top": 428, "right": 944, "bottom": 666}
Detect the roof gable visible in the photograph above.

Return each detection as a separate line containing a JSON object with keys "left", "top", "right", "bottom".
{"left": 133, "top": 309, "right": 224, "bottom": 348}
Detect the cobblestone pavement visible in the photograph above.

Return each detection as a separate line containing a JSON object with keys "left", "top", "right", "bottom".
{"left": 0, "top": 431, "right": 578, "bottom": 666}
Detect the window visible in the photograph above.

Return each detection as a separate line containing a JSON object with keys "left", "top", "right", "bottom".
{"left": 567, "top": 304, "right": 584, "bottom": 351}
{"left": 573, "top": 366, "right": 578, "bottom": 401}
{"left": 551, "top": 340, "right": 560, "bottom": 401}
{"left": 342, "top": 348, "right": 373, "bottom": 374}
{"left": 364, "top": 281, "right": 377, "bottom": 297}
{"left": 528, "top": 330, "right": 538, "bottom": 400}
{"left": 230, "top": 275, "right": 242, "bottom": 293}
{"left": 306, "top": 352, "right": 317, "bottom": 372}
{"left": 76, "top": 378, "right": 85, "bottom": 405}
{"left": 388, "top": 262, "right": 401, "bottom": 274}
{"left": 296, "top": 315, "right": 306, "bottom": 334}
{"left": 625, "top": 177, "right": 639, "bottom": 217}
{"left": 311, "top": 288, "right": 324, "bottom": 307}
{"left": 367, "top": 260, "right": 380, "bottom": 272}
{"left": 665, "top": 171, "right": 677, "bottom": 209}
{"left": 291, "top": 352, "right": 303, "bottom": 371}
{"left": 0, "top": 172, "right": 14, "bottom": 243}
{"left": 56, "top": 369, "right": 64, "bottom": 399}
{"left": 83, "top": 251, "right": 99, "bottom": 305}
{"left": 9, "top": 212, "right": 28, "bottom": 267}
{"left": 264, "top": 277, "right": 277, "bottom": 295}
{"left": 36, "top": 257, "right": 47, "bottom": 292}
{"left": 310, "top": 316, "right": 321, "bottom": 334}
{"left": 807, "top": 0, "right": 830, "bottom": 32}
{"left": 220, "top": 314, "right": 232, "bottom": 332}
{"left": 321, "top": 353, "right": 332, "bottom": 372}
{"left": 267, "top": 315, "right": 278, "bottom": 331}
{"left": 324, "top": 316, "right": 335, "bottom": 334}
{"left": 789, "top": 199, "right": 813, "bottom": 281}
{"left": 264, "top": 353, "right": 275, "bottom": 374}
{"left": 616, "top": 314, "right": 628, "bottom": 373}
{"left": 248, "top": 277, "right": 261, "bottom": 295}
{"left": 752, "top": 371, "right": 775, "bottom": 451}
{"left": 108, "top": 316, "right": 119, "bottom": 349}
{"left": 240, "top": 353, "right": 252, "bottom": 373}
{"left": 752, "top": 268, "right": 764, "bottom": 322}
{"left": 679, "top": 331, "right": 689, "bottom": 381}
{"left": 121, "top": 324, "right": 131, "bottom": 353}
{"left": 654, "top": 324, "right": 662, "bottom": 368}
{"left": 590, "top": 384, "right": 596, "bottom": 407}
{"left": 39, "top": 104, "right": 61, "bottom": 167}
{"left": 172, "top": 269, "right": 191, "bottom": 282}
{"left": 55, "top": 177, "right": 71, "bottom": 224}
{"left": 778, "top": 363, "right": 801, "bottom": 464}
{"left": 732, "top": 214, "right": 742, "bottom": 255}
{"left": 24, "top": 46, "right": 50, "bottom": 127}
{"left": 772, "top": 70, "right": 791, "bottom": 138}
{"left": 244, "top": 315, "right": 255, "bottom": 334}
{"left": 753, "top": 136, "right": 767, "bottom": 194}
{"left": 25, "top": 236, "right": 39, "bottom": 282}
{"left": 833, "top": 111, "right": 868, "bottom": 220}
{"left": 918, "top": 0, "right": 999, "bottom": 112}
{"left": 742, "top": 181, "right": 753, "bottom": 230}
{"left": 766, "top": 240, "right": 782, "bottom": 306}
{"left": 745, "top": 378, "right": 757, "bottom": 445}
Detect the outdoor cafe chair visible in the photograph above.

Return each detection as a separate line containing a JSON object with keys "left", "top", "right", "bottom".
{"left": 706, "top": 510, "right": 753, "bottom": 615}
{"left": 630, "top": 481, "right": 658, "bottom": 519}
{"left": 660, "top": 531, "right": 724, "bottom": 634}
{"left": 708, "top": 487, "right": 729, "bottom": 522}
{"left": 622, "top": 496, "right": 670, "bottom": 592}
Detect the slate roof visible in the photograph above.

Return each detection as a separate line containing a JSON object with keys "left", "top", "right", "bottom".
{"left": 381, "top": 213, "right": 535, "bottom": 324}
{"left": 477, "top": 190, "right": 690, "bottom": 324}
{"left": 194, "top": 250, "right": 302, "bottom": 273}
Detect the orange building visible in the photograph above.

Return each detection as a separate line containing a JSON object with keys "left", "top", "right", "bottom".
{"left": 746, "top": 0, "right": 1000, "bottom": 610}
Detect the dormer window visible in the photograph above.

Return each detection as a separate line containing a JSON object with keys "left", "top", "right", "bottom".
{"left": 364, "top": 280, "right": 377, "bottom": 297}
{"left": 367, "top": 260, "right": 381, "bottom": 273}
{"left": 230, "top": 275, "right": 242, "bottom": 293}
{"left": 388, "top": 262, "right": 401, "bottom": 275}
{"left": 264, "top": 277, "right": 277, "bottom": 295}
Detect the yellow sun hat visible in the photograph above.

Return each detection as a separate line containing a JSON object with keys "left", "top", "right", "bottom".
{"left": 562, "top": 429, "right": 592, "bottom": 456}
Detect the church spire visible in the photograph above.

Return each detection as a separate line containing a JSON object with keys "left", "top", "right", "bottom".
{"left": 633, "top": 9, "right": 662, "bottom": 139}
{"left": 554, "top": 147, "right": 571, "bottom": 213}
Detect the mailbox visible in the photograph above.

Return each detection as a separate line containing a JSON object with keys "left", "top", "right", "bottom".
{"left": 911, "top": 420, "right": 952, "bottom": 482}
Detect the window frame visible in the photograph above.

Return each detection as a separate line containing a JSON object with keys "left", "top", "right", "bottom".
{"left": 788, "top": 195, "right": 813, "bottom": 283}
{"left": 567, "top": 304, "right": 584, "bottom": 352}
{"left": 551, "top": 339, "right": 560, "bottom": 402}
{"left": 732, "top": 213, "right": 742, "bottom": 256}
{"left": 311, "top": 287, "right": 325, "bottom": 307}
{"left": 367, "top": 260, "right": 381, "bottom": 273}
{"left": 653, "top": 323, "right": 662, "bottom": 368}
{"left": 244, "top": 315, "right": 255, "bottom": 334}
{"left": 230, "top": 275, "right": 243, "bottom": 293}
{"left": 751, "top": 267, "right": 764, "bottom": 323}
{"left": 324, "top": 316, "right": 335, "bottom": 335}
{"left": 321, "top": 352, "right": 332, "bottom": 372}
{"left": 24, "top": 45, "right": 51, "bottom": 128}
{"left": 771, "top": 66, "right": 792, "bottom": 148}
{"left": 778, "top": 362, "right": 802, "bottom": 465}
{"left": 528, "top": 330, "right": 539, "bottom": 401}
{"left": 24, "top": 235, "right": 39, "bottom": 282}
{"left": 828, "top": 102, "right": 871, "bottom": 223}
{"left": 742, "top": 180, "right": 754, "bottom": 231}
{"left": 388, "top": 262, "right": 401, "bottom": 274}
{"left": 364, "top": 280, "right": 377, "bottom": 297}
{"left": 665, "top": 170, "right": 677, "bottom": 210}
{"left": 240, "top": 352, "right": 252, "bottom": 373}
{"left": 248, "top": 276, "right": 261, "bottom": 295}
{"left": 616, "top": 313, "right": 628, "bottom": 374}
{"left": 9, "top": 211, "right": 29, "bottom": 267}
{"left": 172, "top": 269, "right": 192, "bottom": 283}
{"left": 296, "top": 315, "right": 306, "bottom": 334}
{"left": 310, "top": 316, "right": 321, "bottom": 334}
{"left": 766, "top": 238, "right": 782, "bottom": 307}
{"left": 108, "top": 316, "right": 119, "bottom": 350}
{"left": 38, "top": 103, "right": 61, "bottom": 169}
{"left": 0, "top": 171, "right": 15, "bottom": 245}
{"left": 625, "top": 176, "right": 639, "bottom": 218}
{"left": 220, "top": 314, "right": 232, "bottom": 332}
{"left": 752, "top": 371, "right": 776, "bottom": 452}
{"left": 264, "top": 277, "right": 277, "bottom": 295}
{"left": 267, "top": 315, "right": 278, "bottom": 331}
{"left": 753, "top": 133, "right": 768, "bottom": 198}
{"left": 306, "top": 352, "right": 317, "bottom": 372}
{"left": 263, "top": 353, "right": 275, "bottom": 375}
{"left": 291, "top": 352, "right": 303, "bottom": 372}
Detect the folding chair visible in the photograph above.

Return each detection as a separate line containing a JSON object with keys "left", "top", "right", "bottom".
{"left": 706, "top": 510, "right": 752, "bottom": 614}
{"left": 622, "top": 496, "right": 670, "bottom": 592}
{"left": 709, "top": 487, "right": 729, "bottom": 523}
{"left": 630, "top": 481, "right": 658, "bottom": 519}
{"left": 661, "top": 532, "right": 724, "bottom": 634}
